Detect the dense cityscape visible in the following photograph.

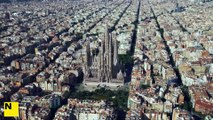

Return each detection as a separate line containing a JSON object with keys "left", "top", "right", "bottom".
{"left": 0, "top": 0, "right": 213, "bottom": 119}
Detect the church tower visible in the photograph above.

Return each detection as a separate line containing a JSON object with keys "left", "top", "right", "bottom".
{"left": 85, "top": 41, "right": 90, "bottom": 67}
{"left": 108, "top": 33, "right": 113, "bottom": 81}
{"left": 84, "top": 41, "right": 90, "bottom": 79}
{"left": 100, "top": 38, "right": 105, "bottom": 82}
{"left": 113, "top": 32, "right": 118, "bottom": 66}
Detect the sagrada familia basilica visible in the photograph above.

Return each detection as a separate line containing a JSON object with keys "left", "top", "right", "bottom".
{"left": 83, "top": 25, "right": 124, "bottom": 87}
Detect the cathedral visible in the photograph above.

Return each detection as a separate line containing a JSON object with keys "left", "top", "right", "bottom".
{"left": 83, "top": 25, "right": 124, "bottom": 86}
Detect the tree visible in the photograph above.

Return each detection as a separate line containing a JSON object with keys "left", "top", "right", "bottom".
{"left": 67, "top": 88, "right": 129, "bottom": 110}
{"left": 140, "top": 84, "right": 151, "bottom": 89}
{"left": 118, "top": 54, "right": 133, "bottom": 65}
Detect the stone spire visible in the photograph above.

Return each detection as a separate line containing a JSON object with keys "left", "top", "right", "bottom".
{"left": 108, "top": 33, "right": 112, "bottom": 81}
{"left": 85, "top": 41, "right": 90, "bottom": 67}
{"left": 113, "top": 32, "right": 118, "bottom": 66}
{"left": 117, "top": 70, "right": 124, "bottom": 81}
{"left": 105, "top": 24, "right": 109, "bottom": 66}
{"left": 84, "top": 41, "right": 90, "bottom": 79}
{"left": 100, "top": 38, "right": 105, "bottom": 82}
